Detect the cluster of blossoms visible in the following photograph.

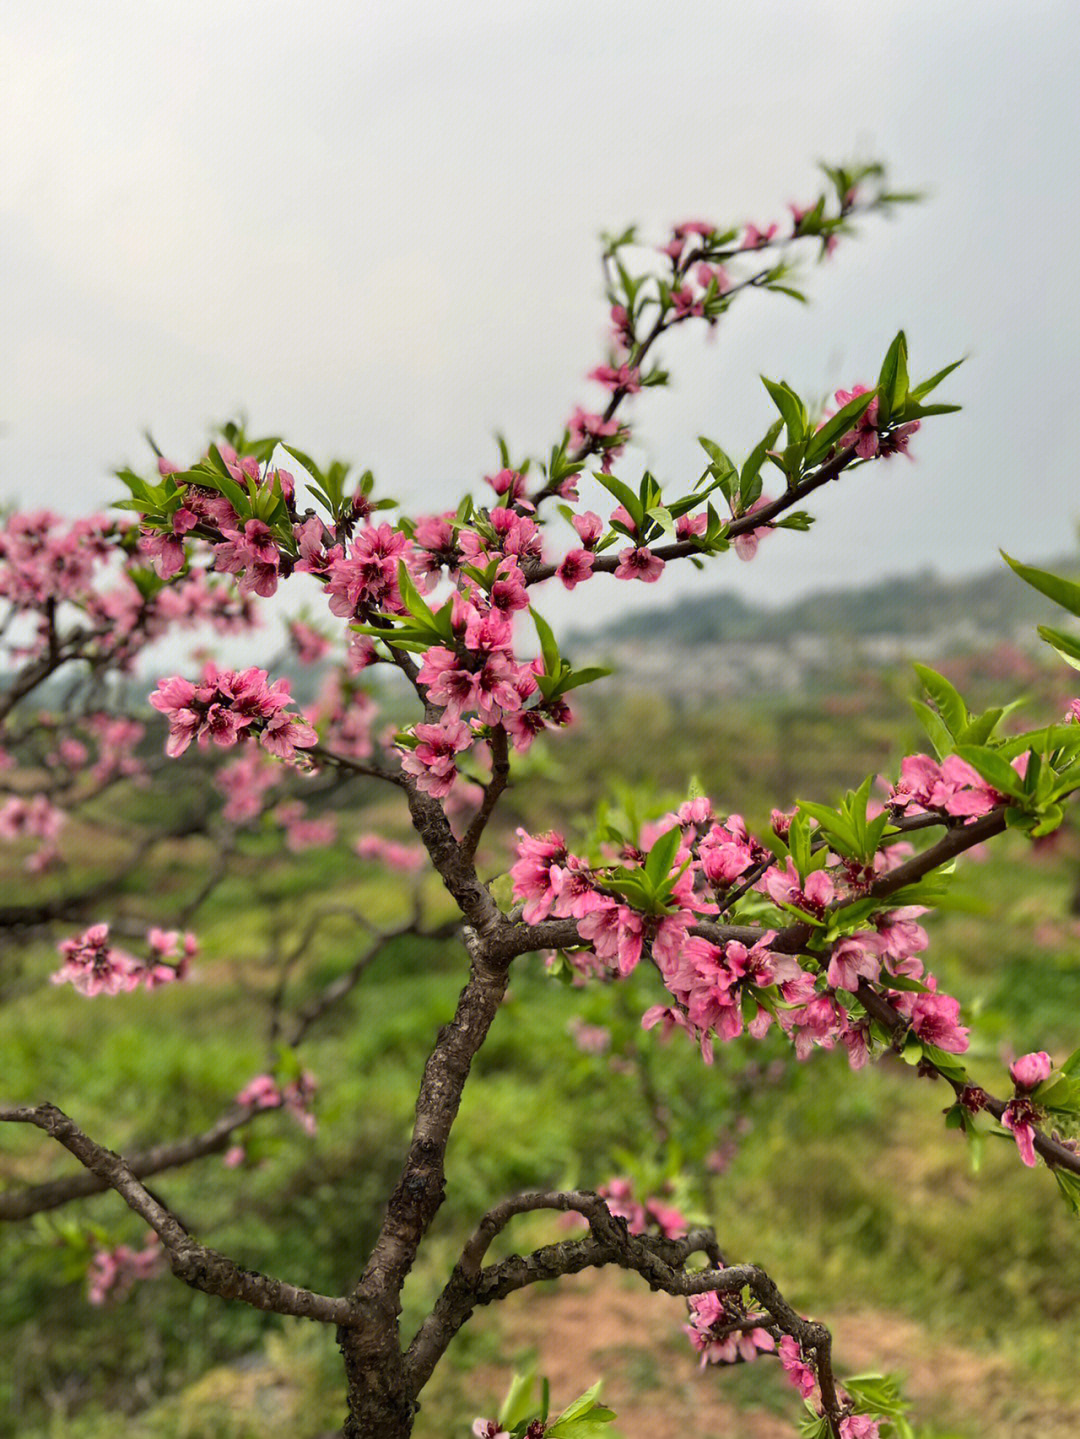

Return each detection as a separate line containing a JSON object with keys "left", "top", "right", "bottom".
{"left": 0, "top": 506, "right": 262, "bottom": 683}
{"left": 214, "top": 747, "right": 285, "bottom": 824}
{"left": 512, "top": 792, "right": 971, "bottom": 1073}
{"left": 86, "top": 1232, "right": 164, "bottom": 1306}
{"left": 592, "top": 1176, "right": 686, "bottom": 1239}
{"left": 831, "top": 384, "right": 920, "bottom": 460}
{"left": 236, "top": 1071, "right": 318, "bottom": 1134}
{"left": 51, "top": 925, "right": 196, "bottom": 996}
{"left": 685, "top": 1286, "right": 776, "bottom": 1366}
{"left": 774, "top": 1336, "right": 884, "bottom": 1437}
{"left": 272, "top": 800, "right": 338, "bottom": 853}
{"left": 0, "top": 793, "right": 66, "bottom": 871}
{"left": 889, "top": 751, "right": 1027, "bottom": 818}
{"left": 149, "top": 663, "right": 317, "bottom": 761}
{"left": 0, "top": 511, "right": 117, "bottom": 608}
{"left": 306, "top": 670, "right": 376, "bottom": 761}
{"left": 354, "top": 833, "right": 426, "bottom": 871}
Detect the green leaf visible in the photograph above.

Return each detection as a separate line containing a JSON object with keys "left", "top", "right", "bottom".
{"left": 803, "top": 390, "right": 877, "bottom": 467}
{"left": 556, "top": 665, "right": 613, "bottom": 693}
{"left": 530, "top": 607, "right": 562, "bottom": 676}
{"left": 174, "top": 465, "right": 251, "bottom": 521}
{"left": 908, "top": 357, "right": 964, "bottom": 403}
{"left": 774, "top": 510, "right": 814, "bottom": 530}
{"left": 912, "top": 663, "right": 967, "bottom": 736}
{"left": 1053, "top": 1168, "right": 1080, "bottom": 1218}
{"left": 899, "top": 400, "right": 962, "bottom": 419}
{"left": 1037, "top": 624, "right": 1080, "bottom": 671}
{"left": 766, "top": 283, "right": 808, "bottom": 302}
{"left": 795, "top": 800, "right": 859, "bottom": 858}
{"left": 740, "top": 419, "right": 784, "bottom": 504}
{"left": 951, "top": 744, "right": 1027, "bottom": 801}
{"left": 876, "top": 330, "right": 909, "bottom": 425}
{"left": 280, "top": 443, "right": 326, "bottom": 490}
{"left": 498, "top": 1370, "right": 537, "bottom": 1429}
{"left": 644, "top": 826, "right": 682, "bottom": 889}
{"left": 959, "top": 707, "right": 1004, "bottom": 746}
{"left": 593, "top": 471, "right": 643, "bottom": 529}
{"left": 395, "top": 561, "right": 438, "bottom": 631}
{"left": 1001, "top": 552, "right": 1080, "bottom": 618}
{"left": 761, "top": 377, "right": 807, "bottom": 443}
{"left": 908, "top": 699, "right": 953, "bottom": 759}
{"left": 551, "top": 1381, "right": 608, "bottom": 1426}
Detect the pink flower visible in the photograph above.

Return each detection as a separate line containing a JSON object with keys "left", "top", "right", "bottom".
{"left": 778, "top": 1335, "right": 817, "bottom": 1398}
{"left": 742, "top": 222, "right": 778, "bottom": 249}
{"left": 237, "top": 1074, "right": 282, "bottom": 1110}
{"left": 1010, "top": 1051, "right": 1052, "bottom": 1090}
{"left": 732, "top": 497, "right": 774, "bottom": 562}
{"left": 510, "top": 829, "right": 568, "bottom": 922}
{"left": 840, "top": 1418, "right": 881, "bottom": 1439}
{"left": 614, "top": 546, "right": 665, "bottom": 582}
{"left": 571, "top": 510, "right": 604, "bottom": 548}
{"left": 399, "top": 719, "right": 473, "bottom": 797}
{"left": 826, "top": 934, "right": 882, "bottom": 991}
{"left": 589, "top": 363, "right": 641, "bottom": 393}
{"left": 52, "top": 924, "right": 142, "bottom": 996}
{"left": 416, "top": 647, "right": 478, "bottom": 720}
{"left": 833, "top": 385, "right": 880, "bottom": 459}
{"left": 675, "top": 512, "right": 708, "bottom": 540}
{"left": 289, "top": 620, "right": 331, "bottom": 664}
{"left": 908, "top": 990, "right": 969, "bottom": 1053}
{"left": 557, "top": 548, "right": 596, "bottom": 589}
{"left": 1001, "top": 1099, "right": 1040, "bottom": 1167}
{"left": 685, "top": 1287, "right": 775, "bottom": 1366}
{"left": 568, "top": 408, "right": 625, "bottom": 466}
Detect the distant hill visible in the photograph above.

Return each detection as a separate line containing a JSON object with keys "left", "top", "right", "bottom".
{"left": 569, "top": 555, "right": 1080, "bottom": 649}
{"left": 565, "top": 555, "right": 1080, "bottom": 700}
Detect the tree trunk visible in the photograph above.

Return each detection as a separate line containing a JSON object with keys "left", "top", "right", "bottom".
{"left": 339, "top": 1321, "right": 415, "bottom": 1439}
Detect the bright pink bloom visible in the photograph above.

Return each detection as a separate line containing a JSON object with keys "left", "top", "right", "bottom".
{"left": 1010, "top": 1051, "right": 1052, "bottom": 1090}
{"left": 908, "top": 990, "right": 969, "bottom": 1053}
{"left": 686, "top": 1287, "right": 775, "bottom": 1366}
{"left": 589, "top": 363, "right": 641, "bottom": 393}
{"left": 675, "top": 512, "right": 708, "bottom": 540}
{"left": 614, "top": 546, "right": 665, "bottom": 582}
{"left": 399, "top": 719, "right": 472, "bottom": 797}
{"left": 826, "top": 934, "right": 882, "bottom": 991}
{"left": 839, "top": 1418, "right": 881, "bottom": 1439}
{"left": 567, "top": 407, "right": 624, "bottom": 459}
{"left": 732, "top": 497, "right": 774, "bottom": 562}
{"left": 557, "top": 548, "right": 596, "bottom": 589}
{"left": 52, "top": 924, "right": 142, "bottom": 996}
{"left": 778, "top": 1335, "right": 816, "bottom": 1397}
{"left": 742, "top": 222, "right": 778, "bottom": 249}
{"left": 571, "top": 511, "right": 604, "bottom": 548}
{"left": 417, "top": 647, "right": 478, "bottom": 720}
{"left": 1001, "top": 1099, "right": 1040, "bottom": 1167}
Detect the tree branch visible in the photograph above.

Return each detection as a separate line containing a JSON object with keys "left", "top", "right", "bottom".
{"left": 0, "top": 1103, "right": 355, "bottom": 1324}
{"left": 459, "top": 727, "right": 511, "bottom": 865}
{"left": 404, "top": 1186, "right": 839, "bottom": 1426}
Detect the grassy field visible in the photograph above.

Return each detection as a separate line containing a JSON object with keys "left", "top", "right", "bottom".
{"left": 2, "top": 674, "right": 1079, "bottom": 1437}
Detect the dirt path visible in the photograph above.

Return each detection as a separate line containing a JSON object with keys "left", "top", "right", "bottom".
{"left": 430, "top": 1268, "right": 1076, "bottom": 1439}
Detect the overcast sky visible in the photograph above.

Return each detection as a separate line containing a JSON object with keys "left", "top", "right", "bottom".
{"left": 3, "top": 0, "right": 1079, "bottom": 645}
